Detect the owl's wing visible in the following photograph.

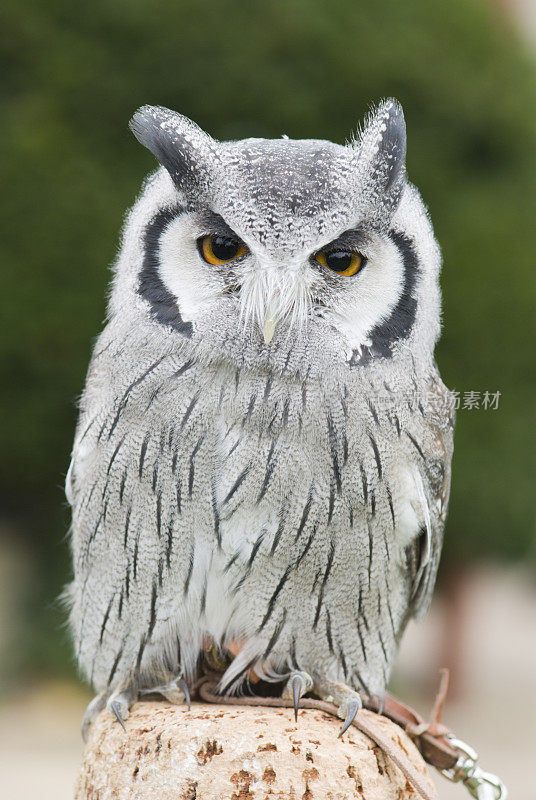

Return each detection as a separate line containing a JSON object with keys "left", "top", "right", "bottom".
{"left": 406, "top": 365, "right": 455, "bottom": 621}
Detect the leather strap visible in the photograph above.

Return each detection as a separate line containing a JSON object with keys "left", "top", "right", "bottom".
{"left": 374, "top": 692, "right": 458, "bottom": 771}
{"left": 373, "top": 669, "right": 460, "bottom": 772}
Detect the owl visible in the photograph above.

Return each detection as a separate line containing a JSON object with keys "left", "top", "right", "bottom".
{"left": 66, "top": 99, "right": 454, "bottom": 738}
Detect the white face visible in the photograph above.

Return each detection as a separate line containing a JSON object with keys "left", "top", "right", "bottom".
{"left": 115, "top": 101, "right": 441, "bottom": 369}
{"left": 153, "top": 209, "right": 409, "bottom": 359}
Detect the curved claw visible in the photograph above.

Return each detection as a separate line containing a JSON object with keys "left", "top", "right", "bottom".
{"left": 372, "top": 692, "right": 385, "bottom": 716}
{"left": 81, "top": 692, "right": 107, "bottom": 743}
{"left": 106, "top": 687, "right": 136, "bottom": 732}
{"left": 338, "top": 696, "right": 362, "bottom": 738}
{"left": 178, "top": 677, "right": 191, "bottom": 711}
{"left": 110, "top": 699, "right": 127, "bottom": 731}
{"left": 141, "top": 675, "right": 192, "bottom": 709}
{"left": 291, "top": 674, "right": 302, "bottom": 722}
{"left": 282, "top": 670, "right": 313, "bottom": 722}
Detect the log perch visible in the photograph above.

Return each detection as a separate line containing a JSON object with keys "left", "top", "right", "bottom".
{"left": 75, "top": 700, "right": 437, "bottom": 799}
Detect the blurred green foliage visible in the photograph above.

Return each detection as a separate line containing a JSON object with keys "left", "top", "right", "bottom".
{"left": 1, "top": 0, "right": 535, "bottom": 678}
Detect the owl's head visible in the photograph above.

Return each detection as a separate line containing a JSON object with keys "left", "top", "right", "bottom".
{"left": 111, "top": 101, "right": 441, "bottom": 373}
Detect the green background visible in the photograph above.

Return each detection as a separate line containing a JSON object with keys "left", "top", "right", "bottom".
{"left": 1, "top": 0, "right": 535, "bottom": 683}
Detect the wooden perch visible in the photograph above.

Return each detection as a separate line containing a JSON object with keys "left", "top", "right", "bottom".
{"left": 75, "top": 699, "right": 438, "bottom": 799}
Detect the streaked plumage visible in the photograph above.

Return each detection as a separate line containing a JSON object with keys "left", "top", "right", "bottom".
{"left": 66, "top": 100, "right": 454, "bottom": 727}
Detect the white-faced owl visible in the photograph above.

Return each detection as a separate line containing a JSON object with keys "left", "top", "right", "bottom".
{"left": 66, "top": 100, "right": 454, "bottom": 736}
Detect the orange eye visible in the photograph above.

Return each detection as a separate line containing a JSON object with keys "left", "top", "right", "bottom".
{"left": 315, "top": 249, "right": 363, "bottom": 277}
{"left": 199, "top": 234, "right": 247, "bottom": 265}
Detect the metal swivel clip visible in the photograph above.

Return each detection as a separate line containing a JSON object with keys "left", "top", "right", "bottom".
{"left": 440, "top": 735, "right": 508, "bottom": 800}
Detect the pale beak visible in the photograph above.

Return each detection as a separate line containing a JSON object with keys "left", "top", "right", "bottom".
{"left": 263, "top": 315, "right": 278, "bottom": 344}
{"left": 262, "top": 291, "right": 281, "bottom": 344}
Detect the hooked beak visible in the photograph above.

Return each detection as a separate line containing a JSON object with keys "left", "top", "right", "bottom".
{"left": 262, "top": 291, "right": 281, "bottom": 344}
{"left": 240, "top": 265, "right": 310, "bottom": 345}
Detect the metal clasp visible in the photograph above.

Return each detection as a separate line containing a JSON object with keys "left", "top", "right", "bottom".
{"left": 440, "top": 735, "right": 508, "bottom": 799}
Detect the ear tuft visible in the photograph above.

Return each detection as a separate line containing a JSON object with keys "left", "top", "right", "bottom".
{"left": 129, "top": 105, "right": 215, "bottom": 194}
{"left": 356, "top": 98, "right": 407, "bottom": 217}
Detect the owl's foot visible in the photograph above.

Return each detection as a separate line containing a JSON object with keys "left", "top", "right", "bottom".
{"left": 81, "top": 675, "right": 191, "bottom": 741}
{"left": 280, "top": 674, "right": 363, "bottom": 735}
{"left": 139, "top": 675, "right": 191, "bottom": 709}
{"left": 313, "top": 679, "right": 363, "bottom": 737}
{"left": 282, "top": 670, "right": 314, "bottom": 721}
{"left": 81, "top": 687, "right": 138, "bottom": 741}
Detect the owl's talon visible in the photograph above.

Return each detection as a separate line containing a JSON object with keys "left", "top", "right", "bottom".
{"left": 312, "top": 679, "right": 364, "bottom": 736}
{"left": 282, "top": 670, "right": 313, "bottom": 721}
{"left": 106, "top": 687, "right": 137, "bottom": 732}
{"left": 110, "top": 699, "right": 127, "bottom": 731}
{"left": 370, "top": 692, "right": 386, "bottom": 715}
{"left": 139, "top": 675, "right": 191, "bottom": 710}
{"left": 81, "top": 691, "right": 107, "bottom": 743}
{"left": 179, "top": 677, "right": 191, "bottom": 710}
{"left": 291, "top": 674, "right": 302, "bottom": 721}
{"left": 338, "top": 695, "right": 362, "bottom": 737}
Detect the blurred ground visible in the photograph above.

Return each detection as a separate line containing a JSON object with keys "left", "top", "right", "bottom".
{"left": 0, "top": 562, "right": 534, "bottom": 799}
{"left": 0, "top": 682, "right": 88, "bottom": 800}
